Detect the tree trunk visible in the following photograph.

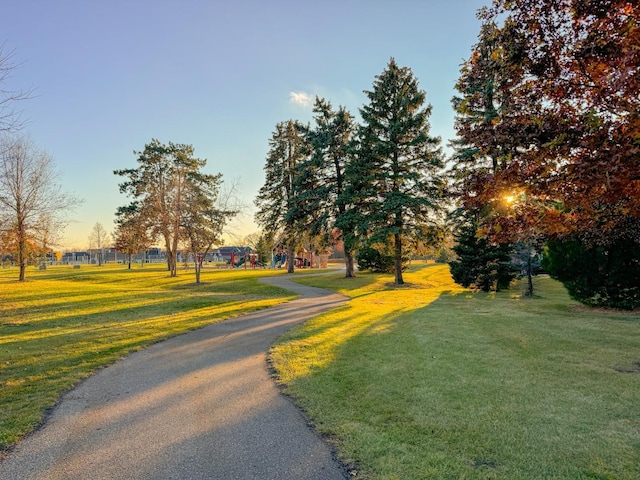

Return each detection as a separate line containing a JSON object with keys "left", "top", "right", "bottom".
{"left": 344, "top": 245, "right": 356, "bottom": 278}
{"left": 166, "top": 253, "right": 173, "bottom": 275}
{"left": 18, "top": 225, "right": 26, "bottom": 282}
{"left": 525, "top": 251, "right": 534, "bottom": 297}
{"left": 194, "top": 260, "right": 201, "bottom": 284}
{"left": 170, "top": 236, "right": 179, "bottom": 277}
{"left": 286, "top": 239, "right": 295, "bottom": 274}
{"left": 394, "top": 232, "right": 404, "bottom": 285}
{"left": 165, "top": 240, "right": 178, "bottom": 277}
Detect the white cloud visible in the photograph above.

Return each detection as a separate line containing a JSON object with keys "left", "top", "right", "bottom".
{"left": 289, "top": 91, "right": 313, "bottom": 108}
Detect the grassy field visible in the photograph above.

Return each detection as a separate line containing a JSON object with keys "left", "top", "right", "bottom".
{"left": 271, "top": 264, "right": 640, "bottom": 479}
{"left": 0, "top": 263, "right": 293, "bottom": 449}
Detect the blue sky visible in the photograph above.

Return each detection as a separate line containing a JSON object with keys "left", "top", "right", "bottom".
{"left": 2, "top": 0, "right": 488, "bottom": 249}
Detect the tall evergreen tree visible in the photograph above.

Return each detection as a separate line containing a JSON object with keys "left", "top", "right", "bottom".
{"left": 343, "top": 58, "right": 443, "bottom": 284}
{"left": 292, "top": 97, "right": 357, "bottom": 277}
{"left": 255, "top": 120, "right": 308, "bottom": 273}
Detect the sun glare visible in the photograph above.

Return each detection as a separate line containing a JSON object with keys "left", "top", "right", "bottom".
{"left": 504, "top": 194, "right": 516, "bottom": 204}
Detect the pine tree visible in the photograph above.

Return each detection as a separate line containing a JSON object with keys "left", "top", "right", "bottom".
{"left": 448, "top": 210, "right": 516, "bottom": 292}
{"left": 255, "top": 120, "right": 308, "bottom": 273}
{"left": 292, "top": 98, "right": 357, "bottom": 277}
{"left": 114, "top": 139, "right": 224, "bottom": 278}
{"left": 181, "top": 169, "right": 232, "bottom": 284}
{"left": 449, "top": 19, "right": 530, "bottom": 293}
{"left": 343, "top": 58, "right": 443, "bottom": 284}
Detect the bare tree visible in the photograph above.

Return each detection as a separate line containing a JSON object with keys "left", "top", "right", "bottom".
{"left": 0, "top": 135, "right": 80, "bottom": 281}
{"left": 88, "top": 222, "right": 110, "bottom": 266}
{"left": 0, "top": 44, "right": 34, "bottom": 133}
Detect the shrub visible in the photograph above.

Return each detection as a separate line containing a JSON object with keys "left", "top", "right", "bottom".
{"left": 542, "top": 237, "right": 640, "bottom": 310}
{"left": 357, "top": 241, "right": 411, "bottom": 273}
{"left": 449, "top": 218, "right": 516, "bottom": 292}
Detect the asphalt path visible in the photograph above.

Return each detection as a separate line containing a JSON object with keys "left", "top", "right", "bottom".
{"left": 0, "top": 275, "right": 350, "bottom": 480}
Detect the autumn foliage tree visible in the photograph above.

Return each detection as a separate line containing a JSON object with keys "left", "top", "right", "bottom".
{"left": 460, "top": 0, "right": 640, "bottom": 241}
{"left": 454, "top": 0, "right": 640, "bottom": 306}
{"left": 449, "top": 20, "right": 524, "bottom": 292}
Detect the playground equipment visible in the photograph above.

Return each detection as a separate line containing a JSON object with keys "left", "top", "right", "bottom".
{"left": 229, "top": 250, "right": 266, "bottom": 269}
{"left": 271, "top": 252, "right": 287, "bottom": 269}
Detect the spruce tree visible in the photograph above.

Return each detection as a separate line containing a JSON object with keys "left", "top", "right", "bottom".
{"left": 292, "top": 98, "right": 357, "bottom": 277}
{"left": 343, "top": 58, "right": 443, "bottom": 285}
{"left": 255, "top": 120, "right": 308, "bottom": 273}
{"left": 449, "top": 210, "right": 516, "bottom": 292}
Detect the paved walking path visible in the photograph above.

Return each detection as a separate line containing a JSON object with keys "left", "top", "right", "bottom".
{"left": 0, "top": 275, "right": 350, "bottom": 480}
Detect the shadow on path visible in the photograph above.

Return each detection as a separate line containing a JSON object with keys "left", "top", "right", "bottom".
{"left": 0, "top": 275, "right": 350, "bottom": 480}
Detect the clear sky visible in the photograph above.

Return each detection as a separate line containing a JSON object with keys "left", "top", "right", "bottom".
{"left": 2, "top": 0, "right": 488, "bottom": 250}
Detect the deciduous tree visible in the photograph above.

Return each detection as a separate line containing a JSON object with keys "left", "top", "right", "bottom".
{"left": 0, "top": 45, "right": 33, "bottom": 133}
{"left": 88, "top": 222, "right": 110, "bottom": 266}
{"left": 454, "top": 0, "right": 640, "bottom": 304}
{"left": 463, "top": 1, "right": 640, "bottom": 243}
{"left": 0, "top": 135, "right": 79, "bottom": 281}
{"left": 449, "top": 20, "right": 525, "bottom": 292}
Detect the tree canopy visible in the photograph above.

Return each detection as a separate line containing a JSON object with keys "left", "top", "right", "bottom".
{"left": 450, "top": 0, "right": 640, "bottom": 305}
{"left": 454, "top": 0, "right": 640, "bottom": 244}
{"left": 291, "top": 97, "right": 358, "bottom": 277}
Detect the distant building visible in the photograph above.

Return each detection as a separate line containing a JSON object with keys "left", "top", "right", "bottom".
{"left": 211, "top": 246, "right": 253, "bottom": 265}
{"left": 146, "top": 248, "right": 166, "bottom": 263}
{"left": 61, "top": 251, "right": 90, "bottom": 264}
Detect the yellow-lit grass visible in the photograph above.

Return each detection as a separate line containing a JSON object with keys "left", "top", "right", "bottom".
{"left": 271, "top": 265, "right": 463, "bottom": 383}
{"left": 0, "top": 264, "right": 292, "bottom": 449}
{"left": 271, "top": 264, "right": 640, "bottom": 480}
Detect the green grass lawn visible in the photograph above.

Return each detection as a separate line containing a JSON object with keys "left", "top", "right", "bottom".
{"left": 271, "top": 264, "right": 640, "bottom": 479}
{"left": 0, "top": 263, "right": 293, "bottom": 449}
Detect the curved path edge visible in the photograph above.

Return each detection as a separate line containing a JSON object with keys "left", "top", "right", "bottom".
{"left": 0, "top": 274, "right": 350, "bottom": 480}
